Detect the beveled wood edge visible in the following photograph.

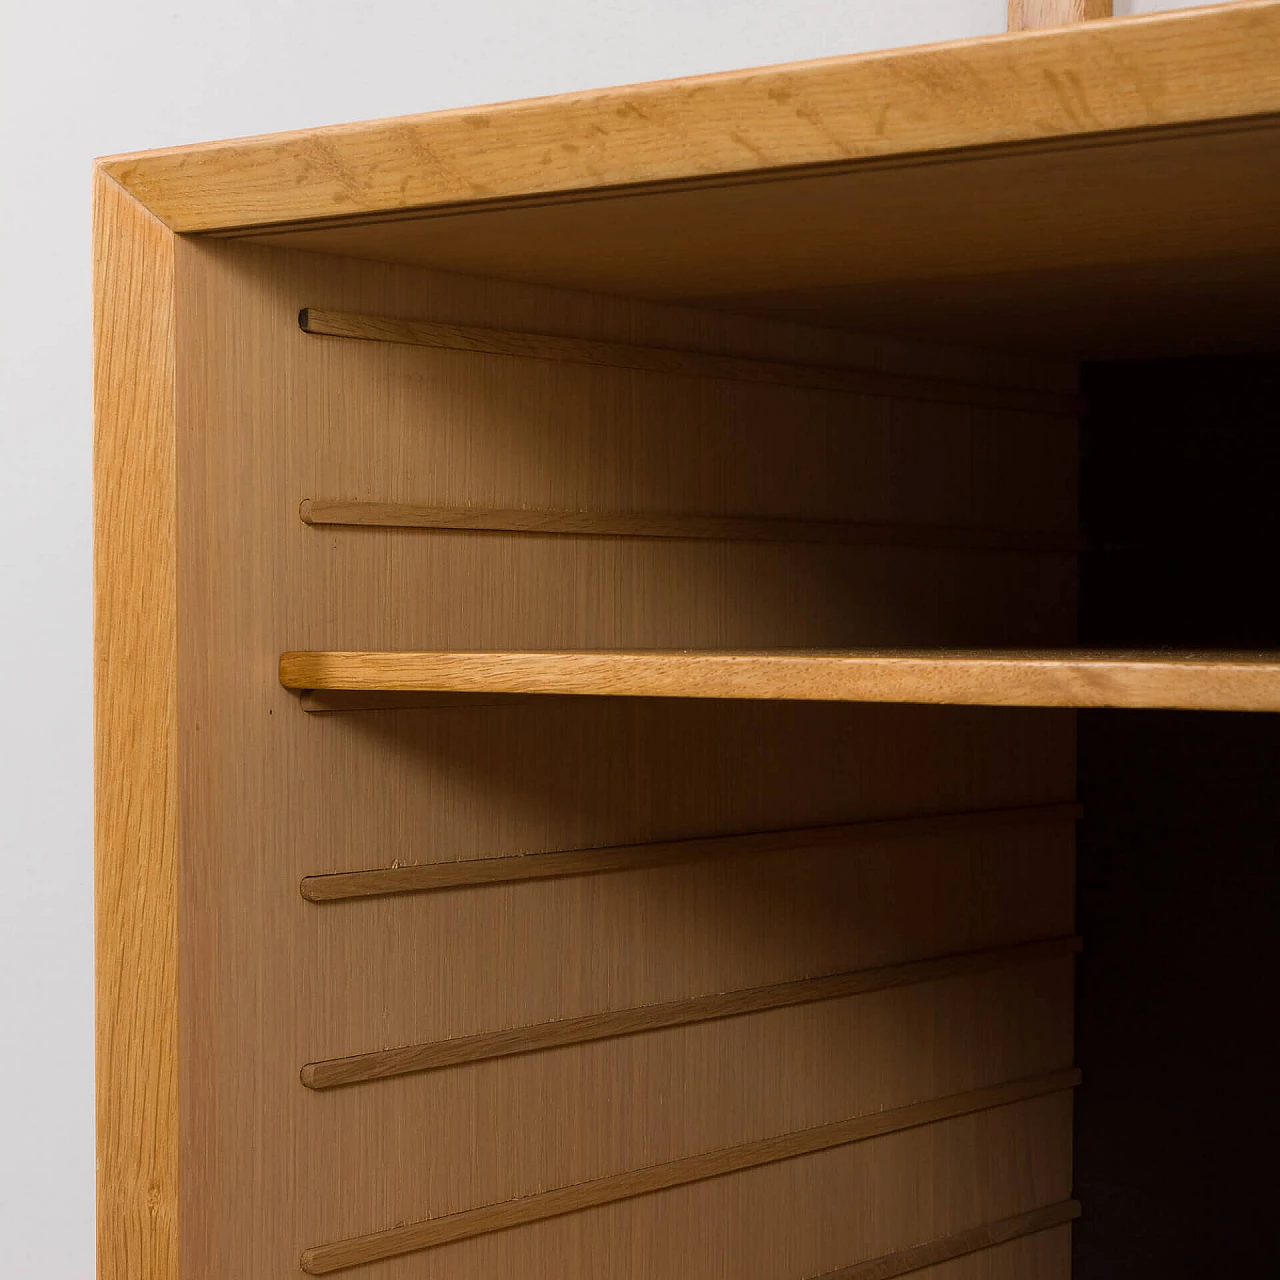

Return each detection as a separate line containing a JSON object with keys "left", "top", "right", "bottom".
{"left": 297, "top": 308, "right": 1085, "bottom": 416}
{"left": 97, "top": 3, "right": 1280, "bottom": 234}
{"left": 301, "top": 936, "right": 1081, "bottom": 1088}
{"left": 299, "top": 801, "right": 1082, "bottom": 901}
{"left": 810, "top": 1199, "right": 1080, "bottom": 1280}
{"left": 299, "top": 1068, "right": 1081, "bottom": 1273}
{"left": 215, "top": 114, "right": 1280, "bottom": 248}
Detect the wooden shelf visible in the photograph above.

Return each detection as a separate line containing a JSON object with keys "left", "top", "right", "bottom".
{"left": 279, "top": 649, "right": 1280, "bottom": 712}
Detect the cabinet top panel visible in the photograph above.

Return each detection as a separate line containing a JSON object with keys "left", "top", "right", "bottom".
{"left": 100, "top": 2, "right": 1280, "bottom": 236}
{"left": 96, "top": 3, "right": 1280, "bottom": 354}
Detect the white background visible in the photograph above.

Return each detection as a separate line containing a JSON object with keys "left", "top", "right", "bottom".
{"left": 0, "top": 0, "right": 1211, "bottom": 1272}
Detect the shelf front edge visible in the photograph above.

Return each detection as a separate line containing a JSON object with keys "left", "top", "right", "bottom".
{"left": 278, "top": 649, "right": 1280, "bottom": 711}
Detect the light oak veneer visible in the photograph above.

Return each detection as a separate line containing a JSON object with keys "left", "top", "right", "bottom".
{"left": 299, "top": 1070, "right": 1080, "bottom": 1273}
{"left": 1009, "top": 0, "right": 1111, "bottom": 30}
{"left": 299, "top": 802, "right": 1082, "bottom": 901}
{"left": 98, "top": 4, "right": 1280, "bottom": 352}
{"left": 280, "top": 648, "right": 1280, "bottom": 711}
{"left": 300, "top": 937, "right": 1081, "bottom": 1088}
{"left": 101, "top": 4, "right": 1279, "bottom": 235}
{"left": 97, "top": 225, "right": 1081, "bottom": 1280}
{"left": 93, "top": 169, "right": 179, "bottom": 1280}
{"left": 93, "top": 6, "right": 1280, "bottom": 1278}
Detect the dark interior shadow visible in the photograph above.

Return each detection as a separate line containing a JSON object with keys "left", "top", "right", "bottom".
{"left": 1074, "top": 351, "right": 1280, "bottom": 1278}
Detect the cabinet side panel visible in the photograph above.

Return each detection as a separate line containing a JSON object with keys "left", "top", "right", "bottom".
{"left": 92, "top": 170, "right": 179, "bottom": 1280}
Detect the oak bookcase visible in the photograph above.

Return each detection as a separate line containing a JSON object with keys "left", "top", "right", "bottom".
{"left": 93, "top": 3, "right": 1280, "bottom": 1278}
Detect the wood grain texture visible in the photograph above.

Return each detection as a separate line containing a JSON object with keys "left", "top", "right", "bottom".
{"left": 93, "top": 169, "right": 179, "bottom": 1280}
{"left": 299, "top": 802, "right": 1082, "bottom": 901}
{"left": 100, "top": 3, "right": 1280, "bottom": 233}
{"left": 298, "top": 308, "right": 1083, "bottom": 417}
{"left": 301, "top": 936, "right": 1081, "bottom": 1088}
{"left": 300, "top": 498, "right": 1083, "bottom": 552}
{"left": 299, "top": 807, "right": 1077, "bottom": 1274}
{"left": 298, "top": 689, "right": 549, "bottom": 713}
{"left": 1009, "top": 0, "right": 1111, "bottom": 31}
{"left": 814, "top": 1199, "right": 1081, "bottom": 1279}
{"left": 249, "top": 118, "right": 1280, "bottom": 359}
{"left": 299, "top": 1069, "right": 1080, "bottom": 1273}
{"left": 279, "top": 648, "right": 1280, "bottom": 711}
{"left": 149, "top": 238, "right": 1079, "bottom": 1280}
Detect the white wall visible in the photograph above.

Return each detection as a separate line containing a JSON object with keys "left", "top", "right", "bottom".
{"left": 0, "top": 0, "right": 1216, "bottom": 1274}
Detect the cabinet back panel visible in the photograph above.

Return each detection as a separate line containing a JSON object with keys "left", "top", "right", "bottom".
{"left": 172, "top": 240, "right": 1077, "bottom": 1279}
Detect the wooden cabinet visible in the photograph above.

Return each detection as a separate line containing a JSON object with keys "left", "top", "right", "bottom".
{"left": 93, "top": 5, "right": 1280, "bottom": 1277}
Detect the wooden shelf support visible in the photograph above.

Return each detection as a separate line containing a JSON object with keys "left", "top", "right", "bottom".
{"left": 298, "top": 1069, "right": 1080, "bottom": 1273}
{"left": 299, "top": 802, "right": 1081, "bottom": 901}
{"left": 302, "top": 937, "right": 1080, "bottom": 1088}
{"left": 812, "top": 1200, "right": 1081, "bottom": 1280}
{"left": 299, "top": 498, "right": 1082, "bottom": 553}
{"left": 298, "top": 308, "right": 1083, "bottom": 417}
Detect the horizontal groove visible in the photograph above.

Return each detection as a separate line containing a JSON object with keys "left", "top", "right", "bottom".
{"left": 299, "top": 498, "right": 1081, "bottom": 554}
{"left": 811, "top": 1199, "right": 1081, "bottom": 1280}
{"left": 298, "top": 308, "right": 1083, "bottom": 418}
{"left": 300, "top": 801, "right": 1081, "bottom": 902}
{"left": 298, "top": 1067, "right": 1081, "bottom": 1274}
{"left": 301, "top": 935, "right": 1080, "bottom": 1089}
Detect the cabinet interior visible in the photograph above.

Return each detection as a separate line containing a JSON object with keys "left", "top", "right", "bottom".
{"left": 92, "top": 9, "right": 1280, "bottom": 1278}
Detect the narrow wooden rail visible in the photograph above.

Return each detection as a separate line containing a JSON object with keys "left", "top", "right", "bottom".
{"left": 298, "top": 689, "right": 547, "bottom": 713}
{"left": 812, "top": 1199, "right": 1081, "bottom": 1280}
{"left": 299, "top": 802, "right": 1081, "bottom": 902}
{"left": 279, "top": 647, "right": 1280, "bottom": 711}
{"left": 302, "top": 936, "right": 1080, "bottom": 1088}
{"left": 298, "top": 308, "right": 1083, "bottom": 418}
{"left": 298, "top": 1068, "right": 1080, "bottom": 1273}
{"left": 299, "top": 498, "right": 1081, "bottom": 554}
